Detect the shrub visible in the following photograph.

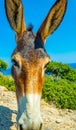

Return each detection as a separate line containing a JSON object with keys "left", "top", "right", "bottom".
{"left": 0, "top": 59, "right": 8, "bottom": 70}
{"left": 0, "top": 75, "right": 15, "bottom": 91}
{"left": 42, "top": 76, "right": 76, "bottom": 110}
{"left": 45, "top": 61, "right": 76, "bottom": 81}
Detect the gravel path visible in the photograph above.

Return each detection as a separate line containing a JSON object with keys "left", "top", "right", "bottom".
{"left": 0, "top": 86, "right": 76, "bottom": 130}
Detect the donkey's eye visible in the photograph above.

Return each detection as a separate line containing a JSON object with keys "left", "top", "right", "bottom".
{"left": 12, "top": 59, "right": 20, "bottom": 68}
{"left": 44, "top": 62, "right": 50, "bottom": 69}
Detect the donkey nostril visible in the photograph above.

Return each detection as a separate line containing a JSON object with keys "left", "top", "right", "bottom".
{"left": 20, "top": 124, "right": 23, "bottom": 130}
{"left": 39, "top": 123, "right": 43, "bottom": 130}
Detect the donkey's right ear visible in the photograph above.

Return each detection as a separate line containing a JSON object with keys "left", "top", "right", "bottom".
{"left": 5, "top": 0, "right": 26, "bottom": 35}
{"left": 37, "top": 0, "right": 67, "bottom": 43}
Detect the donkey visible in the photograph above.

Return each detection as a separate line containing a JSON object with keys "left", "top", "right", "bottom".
{"left": 5, "top": 0, "right": 67, "bottom": 130}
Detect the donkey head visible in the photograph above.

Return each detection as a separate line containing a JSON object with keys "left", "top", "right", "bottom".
{"left": 5, "top": 0, "right": 67, "bottom": 130}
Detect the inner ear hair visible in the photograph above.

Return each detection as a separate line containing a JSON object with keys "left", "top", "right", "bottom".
{"left": 5, "top": 0, "right": 26, "bottom": 34}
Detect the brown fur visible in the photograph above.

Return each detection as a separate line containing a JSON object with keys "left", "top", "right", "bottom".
{"left": 12, "top": 50, "right": 50, "bottom": 101}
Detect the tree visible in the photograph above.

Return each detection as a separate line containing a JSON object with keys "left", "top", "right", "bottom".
{"left": 0, "top": 59, "right": 8, "bottom": 71}
{"left": 45, "top": 61, "right": 76, "bottom": 81}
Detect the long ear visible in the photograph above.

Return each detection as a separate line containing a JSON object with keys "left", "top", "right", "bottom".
{"left": 37, "top": 0, "right": 67, "bottom": 43}
{"left": 5, "top": 0, "right": 26, "bottom": 35}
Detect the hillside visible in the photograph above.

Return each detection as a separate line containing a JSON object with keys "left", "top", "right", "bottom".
{"left": 0, "top": 86, "right": 76, "bottom": 130}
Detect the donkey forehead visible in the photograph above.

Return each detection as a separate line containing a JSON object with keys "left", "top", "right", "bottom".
{"left": 12, "top": 31, "right": 49, "bottom": 61}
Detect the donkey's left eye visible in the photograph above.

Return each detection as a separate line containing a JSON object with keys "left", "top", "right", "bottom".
{"left": 12, "top": 59, "right": 20, "bottom": 68}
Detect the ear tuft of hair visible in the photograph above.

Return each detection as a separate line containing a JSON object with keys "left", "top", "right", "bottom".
{"left": 27, "top": 24, "right": 33, "bottom": 31}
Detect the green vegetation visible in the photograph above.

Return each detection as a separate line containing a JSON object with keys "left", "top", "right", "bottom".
{"left": 0, "top": 59, "right": 15, "bottom": 91}
{"left": 45, "top": 61, "right": 76, "bottom": 81}
{"left": 43, "top": 76, "right": 76, "bottom": 109}
{"left": 0, "top": 59, "right": 8, "bottom": 71}
{"left": 0, "top": 73, "right": 15, "bottom": 91}
{"left": 0, "top": 60, "right": 76, "bottom": 109}
{"left": 43, "top": 61, "right": 76, "bottom": 109}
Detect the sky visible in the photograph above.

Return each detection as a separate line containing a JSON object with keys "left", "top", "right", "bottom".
{"left": 0, "top": 0, "right": 76, "bottom": 67}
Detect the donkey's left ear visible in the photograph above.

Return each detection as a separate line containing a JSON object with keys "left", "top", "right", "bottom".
{"left": 37, "top": 0, "right": 67, "bottom": 43}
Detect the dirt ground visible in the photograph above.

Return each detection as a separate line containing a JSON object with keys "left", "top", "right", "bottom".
{"left": 0, "top": 86, "right": 76, "bottom": 130}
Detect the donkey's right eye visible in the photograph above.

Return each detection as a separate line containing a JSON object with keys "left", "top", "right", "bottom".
{"left": 44, "top": 62, "right": 50, "bottom": 69}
